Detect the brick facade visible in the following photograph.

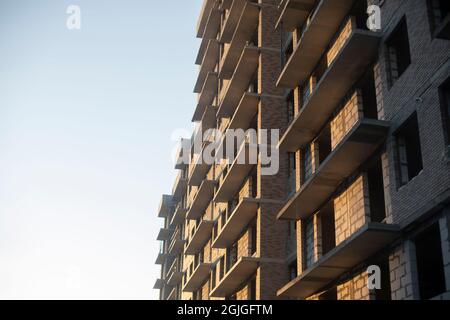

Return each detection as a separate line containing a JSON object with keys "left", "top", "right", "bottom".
{"left": 156, "top": 0, "right": 450, "bottom": 301}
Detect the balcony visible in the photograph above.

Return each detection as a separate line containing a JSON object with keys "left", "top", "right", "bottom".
{"left": 188, "top": 152, "right": 213, "bottom": 187}
{"left": 212, "top": 198, "right": 259, "bottom": 248}
{"left": 170, "top": 203, "right": 188, "bottom": 226}
{"left": 277, "top": 118, "right": 390, "bottom": 220}
{"left": 185, "top": 217, "right": 214, "bottom": 255}
{"left": 157, "top": 194, "right": 174, "bottom": 218}
{"left": 219, "top": 0, "right": 247, "bottom": 43}
{"left": 157, "top": 226, "right": 174, "bottom": 241}
{"left": 276, "top": 0, "right": 315, "bottom": 31}
{"left": 279, "top": 24, "right": 381, "bottom": 152}
{"left": 186, "top": 179, "right": 216, "bottom": 220}
{"left": 277, "top": 223, "right": 400, "bottom": 299}
{"left": 195, "top": 72, "right": 218, "bottom": 120}
{"left": 154, "top": 278, "right": 165, "bottom": 290}
{"left": 166, "top": 259, "right": 184, "bottom": 286}
{"left": 228, "top": 92, "right": 259, "bottom": 130}
{"left": 194, "top": 40, "right": 220, "bottom": 94}
{"left": 168, "top": 227, "right": 186, "bottom": 256}
{"left": 210, "top": 256, "right": 259, "bottom": 298}
{"left": 194, "top": 104, "right": 217, "bottom": 129}
{"left": 219, "top": 2, "right": 259, "bottom": 79}
{"left": 195, "top": 6, "right": 222, "bottom": 66}
{"left": 155, "top": 251, "right": 169, "bottom": 265}
{"left": 277, "top": 0, "right": 358, "bottom": 88}
{"left": 172, "top": 171, "right": 188, "bottom": 199}
{"left": 196, "top": 0, "right": 215, "bottom": 38}
{"left": 183, "top": 260, "right": 212, "bottom": 292}
{"left": 202, "top": 7, "right": 222, "bottom": 40}
{"left": 214, "top": 141, "right": 257, "bottom": 203}
{"left": 217, "top": 46, "right": 260, "bottom": 118}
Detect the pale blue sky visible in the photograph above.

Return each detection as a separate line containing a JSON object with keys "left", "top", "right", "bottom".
{"left": 0, "top": 0, "right": 202, "bottom": 299}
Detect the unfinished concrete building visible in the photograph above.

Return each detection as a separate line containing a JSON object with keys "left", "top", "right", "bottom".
{"left": 155, "top": 0, "right": 450, "bottom": 300}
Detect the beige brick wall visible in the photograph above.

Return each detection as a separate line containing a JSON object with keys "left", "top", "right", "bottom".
{"left": 389, "top": 241, "right": 420, "bottom": 300}
{"left": 330, "top": 90, "right": 364, "bottom": 149}
{"left": 334, "top": 174, "right": 371, "bottom": 246}
{"left": 201, "top": 281, "right": 210, "bottom": 300}
{"left": 236, "top": 284, "right": 249, "bottom": 300}
{"left": 337, "top": 271, "right": 371, "bottom": 300}
{"left": 326, "top": 17, "right": 354, "bottom": 66}
{"left": 237, "top": 229, "right": 250, "bottom": 258}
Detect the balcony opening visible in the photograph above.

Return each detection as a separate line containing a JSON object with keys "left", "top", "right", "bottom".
{"left": 395, "top": 113, "right": 423, "bottom": 187}
{"left": 427, "top": 0, "right": 450, "bottom": 38}
{"left": 189, "top": 262, "right": 194, "bottom": 277}
{"left": 374, "top": 258, "right": 392, "bottom": 300}
{"left": 317, "top": 125, "right": 332, "bottom": 165}
{"left": 367, "top": 159, "right": 386, "bottom": 223}
{"left": 300, "top": 145, "right": 313, "bottom": 186}
{"left": 248, "top": 276, "right": 257, "bottom": 300}
{"left": 360, "top": 69, "right": 379, "bottom": 120}
{"left": 301, "top": 79, "right": 313, "bottom": 106}
{"left": 220, "top": 209, "right": 228, "bottom": 231}
{"left": 249, "top": 219, "right": 257, "bottom": 255}
{"left": 288, "top": 260, "right": 298, "bottom": 281}
{"left": 226, "top": 242, "right": 238, "bottom": 271}
{"left": 439, "top": 77, "right": 450, "bottom": 146}
{"left": 210, "top": 265, "right": 217, "bottom": 290}
{"left": 228, "top": 196, "right": 239, "bottom": 216}
{"left": 212, "top": 221, "right": 219, "bottom": 241}
{"left": 288, "top": 220, "right": 297, "bottom": 239}
{"left": 303, "top": 216, "right": 315, "bottom": 269}
{"left": 313, "top": 55, "right": 328, "bottom": 85}
{"left": 247, "top": 71, "right": 259, "bottom": 94}
{"left": 282, "top": 34, "right": 294, "bottom": 68}
{"left": 286, "top": 90, "right": 295, "bottom": 124}
{"left": 319, "top": 287, "right": 337, "bottom": 300}
{"left": 386, "top": 17, "right": 411, "bottom": 87}
{"left": 319, "top": 201, "right": 336, "bottom": 256}
{"left": 415, "top": 223, "right": 446, "bottom": 299}
{"left": 287, "top": 152, "right": 296, "bottom": 197}
{"left": 250, "top": 169, "right": 258, "bottom": 198}
{"left": 249, "top": 22, "right": 259, "bottom": 47}
{"left": 219, "top": 256, "right": 225, "bottom": 280}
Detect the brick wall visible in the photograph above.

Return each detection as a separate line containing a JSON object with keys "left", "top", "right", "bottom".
{"left": 327, "top": 17, "right": 355, "bottom": 66}
{"left": 334, "top": 174, "right": 371, "bottom": 246}
{"left": 330, "top": 90, "right": 364, "bottom": 149}
{"left": 389, "top": 241, "right": 420, "bottom": 300}
{"left": 337, "top": 271, "right": 371, "bottom": 300}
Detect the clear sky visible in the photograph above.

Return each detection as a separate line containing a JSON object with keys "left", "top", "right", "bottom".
{"left": 0, "top": 0, "right": 202, "bottom": 299}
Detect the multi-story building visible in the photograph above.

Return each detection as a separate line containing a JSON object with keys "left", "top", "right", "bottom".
{"left": 155, "top": 0, "right": 450, "bottom": 300}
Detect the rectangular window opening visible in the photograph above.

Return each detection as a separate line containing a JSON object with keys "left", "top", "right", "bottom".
{"left": 395, "top": 112, "right": 423, "bottom": 186}
{"left": 415, "top": 223, "right": 446, "bottom": 299}
{"left": 439, "top": 78, "right": 450, "bottom": 146}
{"left": 317, "top": 125, "right": 332, "bottom": 165}
{"left": 300, "top": 146, "right": 313, "bottom": 185}
{"left": 368, "top": 159, "right": 387, "bottom": 223}
{"left": 386, "top": 17, "right": 411, "bottom": 86}
{"left": 360, "top": 68, "right": 379, "bottom": 119}
{"left": 320, "top": 201, "right": 336, "bottom": 255}
{"left": 374, "top": 258, "right": 392, "bottom": 300}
